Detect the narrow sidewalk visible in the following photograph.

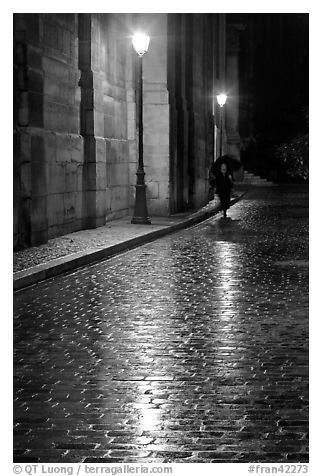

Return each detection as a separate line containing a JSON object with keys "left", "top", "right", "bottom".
{"left": 13, "top": 191, "right": 246, "bottom": 290}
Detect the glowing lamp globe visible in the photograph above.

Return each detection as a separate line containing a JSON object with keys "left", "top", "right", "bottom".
{"left": 132, "top": 33, "right": 150, "bottom": 56}
{"left": 217, "top": 94, "right": 227, "bottom": 107}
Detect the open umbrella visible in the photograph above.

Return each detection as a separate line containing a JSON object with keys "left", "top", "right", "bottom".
{"left": 213, "top": 155, "right": 242, "bottom": 176}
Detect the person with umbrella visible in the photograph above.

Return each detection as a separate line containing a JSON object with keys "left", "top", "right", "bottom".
{"left": 209, "top": 155, "right": 240, "bottom": 218}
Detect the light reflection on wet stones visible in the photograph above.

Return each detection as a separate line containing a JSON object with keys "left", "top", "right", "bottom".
{"left": 14, "top": 187, "right": 308, "bottom": 463}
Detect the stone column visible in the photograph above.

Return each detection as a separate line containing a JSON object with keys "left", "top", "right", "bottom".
{"left": 125, "top": 16, "right": 137, "bottom": 213}
{"left": 139, "top": 13, "right": 170, "bottom": 216}
{"left": 78, "top": 13, "right": 106, "bottom": 228}
{"left": 225, "top": 23, "right": 245, "bottom": 160}
{"left": 168, "top": 13, "right": 190, "bottom": 213}
{"left": 14, "top": 13, "right": 48, "bottom": 248}
{"left": 179, "top": 15, "right": 190, "bottom": 209}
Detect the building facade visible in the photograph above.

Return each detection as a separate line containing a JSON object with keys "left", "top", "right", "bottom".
{"left": 13, "top": 13, "right": 236, "bottom": 250}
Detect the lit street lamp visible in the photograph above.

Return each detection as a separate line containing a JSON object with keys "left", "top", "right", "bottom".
{"left": 131, "top": 32, "right": 151, "bottom": 224}
{"left": 217, "top": 93, "right": 227, "bottom": 157}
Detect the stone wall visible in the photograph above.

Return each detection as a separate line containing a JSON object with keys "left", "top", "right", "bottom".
{"left": 14, "top": 13, "right": 225, "bottom": 249}
{"left": 139, "top": 14, "right": 170, "bottom": 216}
{"left": 14, "top": 14, "right": 83, "bottom": 248}
{"left": 90, "top": 14, "right": 134, "bottom": 222}
{"left": 13, "top": 13, "right": 136, "bottom": 249}
{"left": 189, "top": 14, "right": 214, "bottom": 209}
{"left": 168, "top": 14, "right": 217, "bottom": 213}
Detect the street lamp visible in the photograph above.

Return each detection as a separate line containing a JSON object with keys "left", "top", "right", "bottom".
{"left": 131, "top": 32, "right": 151, "bottom": 224}
{"left": 217, "top": 93, "right": 227, "bottom": 157}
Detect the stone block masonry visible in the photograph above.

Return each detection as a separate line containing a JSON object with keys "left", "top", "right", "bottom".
{"left": 14, "top": 14, "right": 83, "bottom": 248}
{"left": 141, "top": 14, "right": 171, "bottom": 216}
{"left": 13, "top": 13, "right": 137, "bottom": 248}
{"left": 14, "top": 13, "right": 223, "bottom": 248}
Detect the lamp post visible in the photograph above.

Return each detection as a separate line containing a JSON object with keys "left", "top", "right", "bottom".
{"left": 217, "top": 93, "right": 227, "bottom": 158}
{"left": 131, "top": 32, "right": 151, "bottom": 225}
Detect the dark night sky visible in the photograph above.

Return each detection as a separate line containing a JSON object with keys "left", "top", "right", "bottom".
{"left": 231, "top": 13, "right": 309, "bottom": 142}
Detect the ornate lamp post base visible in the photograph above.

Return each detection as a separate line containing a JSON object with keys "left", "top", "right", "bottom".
{"left": 131, "top": 172, "right": 151, "bottom": 224}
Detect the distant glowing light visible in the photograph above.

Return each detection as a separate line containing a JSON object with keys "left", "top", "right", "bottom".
{"left": 217, "top": 94, "right": 227, "bottom": 107}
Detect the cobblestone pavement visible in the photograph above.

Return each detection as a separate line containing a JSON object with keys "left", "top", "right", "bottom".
{"left": 13, "top": 186, "right": 309, "bottom": 463}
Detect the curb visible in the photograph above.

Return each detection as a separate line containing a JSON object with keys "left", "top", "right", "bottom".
{"left": 13, "top": 193, "right": 246, "bottom": 291}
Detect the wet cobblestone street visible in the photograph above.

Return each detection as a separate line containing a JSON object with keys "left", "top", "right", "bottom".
{"left": 13, "top": 186, "right": 309, "bottom": 463}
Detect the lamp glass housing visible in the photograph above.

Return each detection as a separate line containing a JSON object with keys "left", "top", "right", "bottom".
{"left": 217, "top": 93, "right": 227, "bottom": 107}
{"left": 132, "top": 33, "right": 150, "bottom": 56}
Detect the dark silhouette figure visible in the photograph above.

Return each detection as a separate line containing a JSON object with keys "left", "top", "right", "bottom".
{"left": 209, "top": 162, "right": 233, "bottom": 218}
